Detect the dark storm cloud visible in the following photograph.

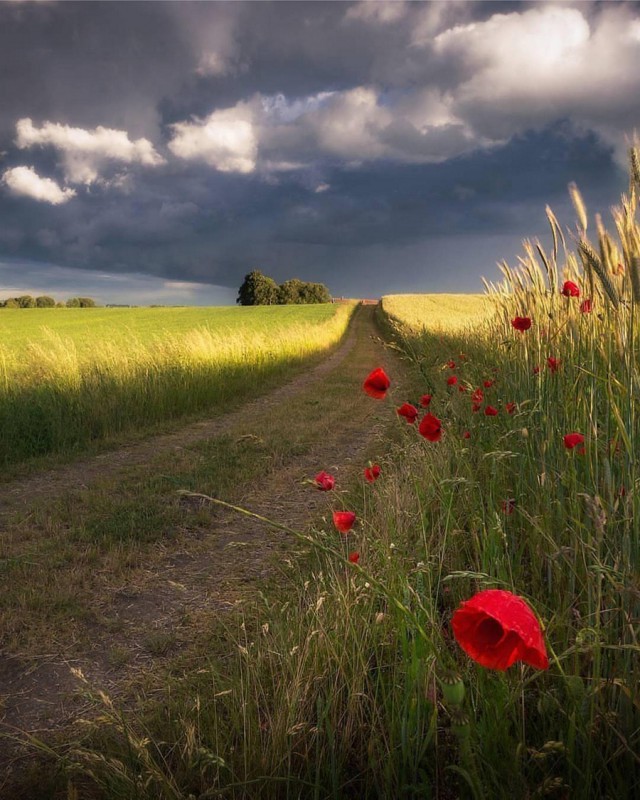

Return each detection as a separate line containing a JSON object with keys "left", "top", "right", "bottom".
{"left": 0, "top": 1, "right": 638, "bottom": 301}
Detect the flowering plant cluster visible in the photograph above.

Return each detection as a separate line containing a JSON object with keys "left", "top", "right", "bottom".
{"left": 311, "top": 359, "right": 553, "bottom": 674}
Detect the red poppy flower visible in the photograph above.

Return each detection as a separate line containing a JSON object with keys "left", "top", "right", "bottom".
{"left": 511, "top": 316, "right": 532, "bottom": 331}
{"left": 363, "top": 367, "right": 390, "bottom": 399}
{"left": 501, "top": 498, "right": 516, "bottom": 515}
{"left": 447, "top": 360, "right": 456, "bottom": 369}
{"left": 458, "top": 384, "right": 467, "bottom": 392}
{"left": 364, "top": 464, "right": 381, "bottom": 483}
{"left": 471, "top": 388, "right": 484, "bottom": 404}
{"left": 483, "top": 380, "right": 494, "bottom": 388}
{"left": 580, "top": 298, "right": 592, "bottom": 314}
{"left": 418, "top": 413, "right": 442, "bottom": 442}
{"left": 397, "top": 402, "right": 419, "bottom": 424}
{"left": 447, "top": 375, "right": 458, "bottom": 386}
{"left": 420, "top": 394, "right": 432, "bottom": 407}
{"left": 547, "top": 357, "right": 560, "bottom": 373}
{"left": 506, "top": 402, "right": 516, "bottom": 414}
{"left": 462, "top": 431, "right": 471, "bottom": 439}
{"left": 314, "top": 471, "right": 335, "bottom": 491}
{"left": 562, "top": 280, "right": 580, "bottom": 298}
{"left": 563, "top": 432, "right": 585, "bottom": 450}
{"left": 533, "top": 365, "right": 540, "bottom": 375}
{"left": 451, "top": 589, "right": 549, "bottom": 671}
{"left": 484, "top": 405, "right": 498, "bottom": 416}
{"left": 472, "top": 403, "right": 481, "bottom": 413}
{"left": 615, "top": 262, "right": 625, "bottom": 275}
{"left": 348, "top": 551, "right": 360, "bottom": 564}
{"left": 333, "top": 510, "right": 356, "bottom": 534}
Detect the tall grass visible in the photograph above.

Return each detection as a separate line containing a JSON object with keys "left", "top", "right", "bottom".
{"left": 0, "top": 304, "right": 354, "bottom": 468}
{"left": 38, "top": 154, "right": 640, "bottom": 798}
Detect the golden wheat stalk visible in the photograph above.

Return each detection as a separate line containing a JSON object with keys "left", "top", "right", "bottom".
{"left": 631, "top": 256, "right": 640, "bottom": 305}
{"left": 578, "top": 240, "right": 619, "bottom": 308}
{"left": 569, "top": 182, "right": 588, "bottom": 233}
{"left": 630, "top": 146, "right": 640, "bottom": 191}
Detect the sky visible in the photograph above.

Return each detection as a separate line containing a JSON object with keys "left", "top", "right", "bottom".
{"left": 0, "top": 0, "right": 639, "bottom": 306}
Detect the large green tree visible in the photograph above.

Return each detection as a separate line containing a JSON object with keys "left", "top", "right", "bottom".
{"left": 237, "top": 271, "right": 279, "bottom": 305}
{"left": 36, "top": 295, "right": 56, "bottom": 308}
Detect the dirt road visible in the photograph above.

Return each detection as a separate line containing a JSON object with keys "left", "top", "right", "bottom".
{"left": 0, "top": 305, "right": 408, "bottom": 786}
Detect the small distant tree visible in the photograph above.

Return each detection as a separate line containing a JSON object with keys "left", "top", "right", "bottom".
{"left": 17, "top": 295, "right": 36, "bottom": 308}
{"left": 36, "top": 295, "right": 56, "bottom": 308}
{"left": 66, "top": 297, "right": 81, "bottom": 308}
{"left": 3, "top": 298, "right": 19, "bottom": 308}
{"left": 237, "top": 271, "right": 279, "bottom": 306}
{"left": 277, "top": 279, "right": 330, "bottom": 304}
{"left": 77, "top": 297, "right": 96, "bottom": 308}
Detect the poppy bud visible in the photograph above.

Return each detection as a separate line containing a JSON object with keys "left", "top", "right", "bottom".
{"left": 449, "top": 708, "right": 472, "bottom": 740}
{"left": 439, "top": 671, "right": 465, "bottom": 706}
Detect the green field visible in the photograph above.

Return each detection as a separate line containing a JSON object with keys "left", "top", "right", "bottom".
{"left": 0, "top": 303, "right": 354, "bottom": 469}
{"left": 0, "top": 305, "right": 339, "bottom": 358}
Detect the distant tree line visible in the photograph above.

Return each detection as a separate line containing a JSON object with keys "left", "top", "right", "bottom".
{"left": 0, "top": 295, "right": 97, "bottom": 308}
{"left": 237, "top": 271, "right": 331, "bottom": 306}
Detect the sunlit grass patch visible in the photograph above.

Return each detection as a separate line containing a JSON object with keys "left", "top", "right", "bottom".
{"left": 381, "top": 293, "right": 495, "bottom": 334}
{"left": 0, "top": 303, "right": 355, "bottom": 468}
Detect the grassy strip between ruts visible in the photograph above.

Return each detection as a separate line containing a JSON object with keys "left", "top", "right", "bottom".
{"left": 0, "top": 303, "right": 354, "bottom": 472}
{"left": 22, "top": 156, "right": 640, "bottom": 799}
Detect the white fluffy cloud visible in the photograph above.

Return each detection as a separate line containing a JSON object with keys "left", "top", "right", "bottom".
{"left": 257, "top": 86, "right": 475, "bottom": 166}
{"left": 168, "top": 102, "right": 257, "bottom": 173}
{"left": 431, "top": 5, "right": 640, "bottom": 160}
{"left": 15, "top": 118, "right": 165, "bottom": 184}
{"left": 1, "top": 165, "right": 76, "bottom": 204}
